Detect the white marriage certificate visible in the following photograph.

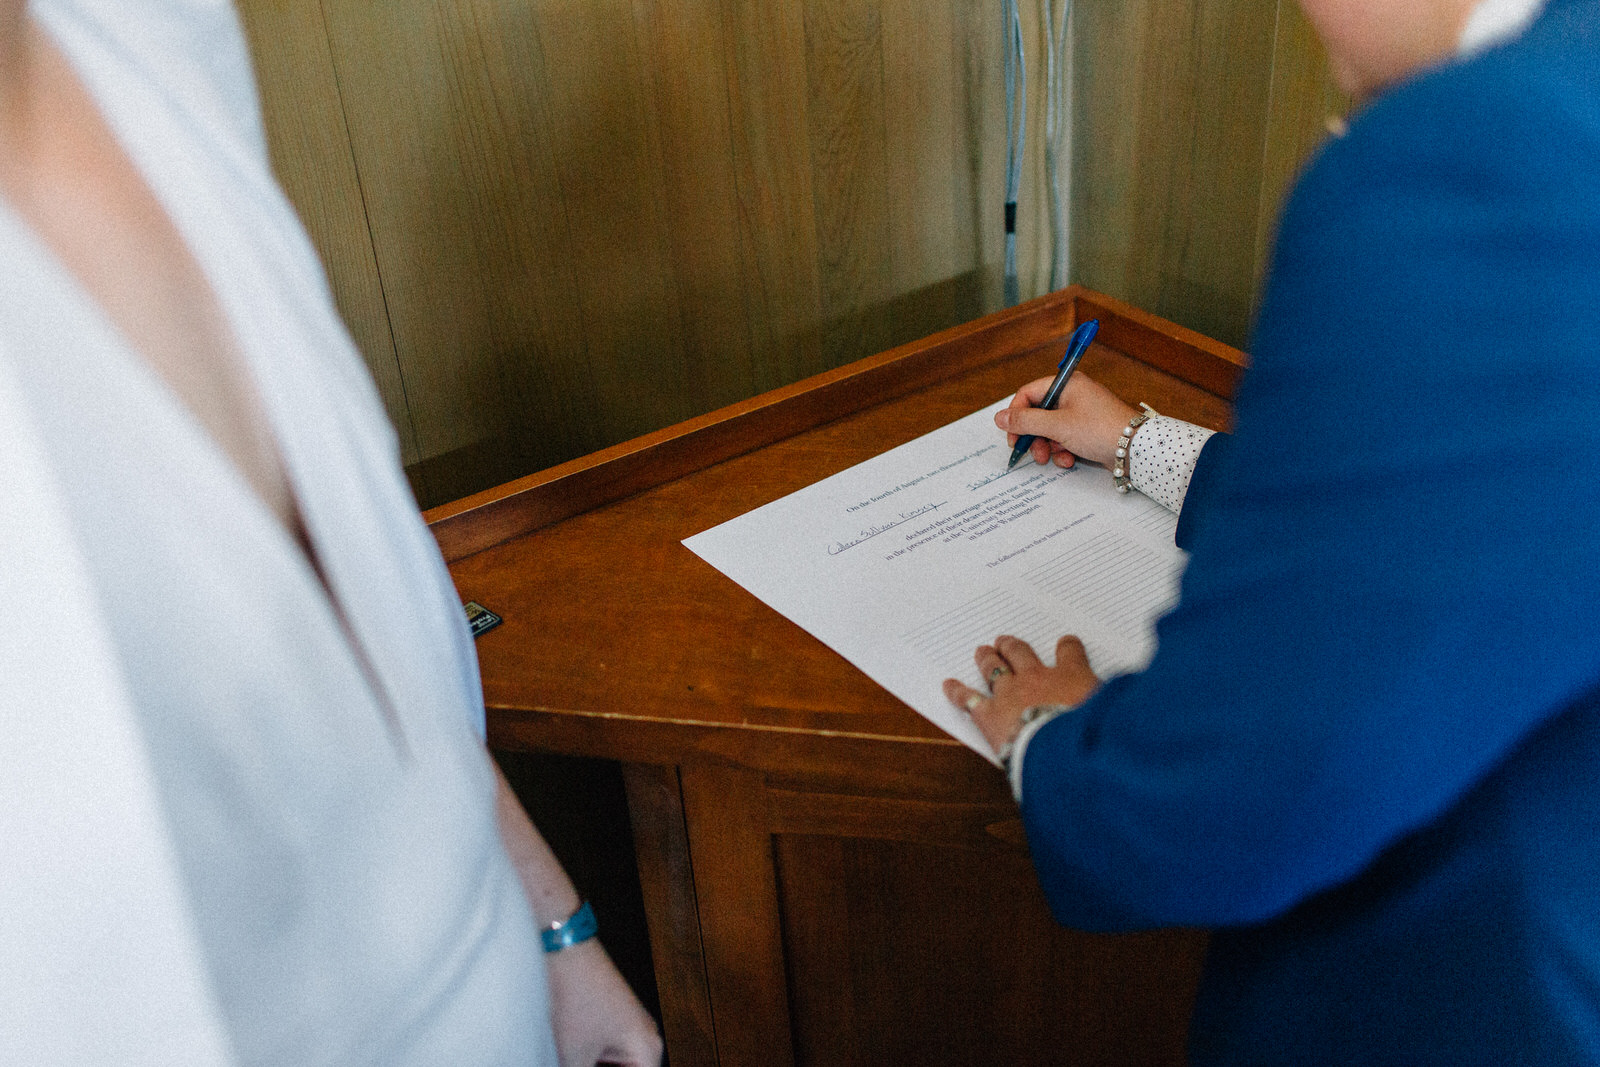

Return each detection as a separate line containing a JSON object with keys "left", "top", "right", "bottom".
{"left": 683, "top": 398, "right": 1188, "bottom": 759}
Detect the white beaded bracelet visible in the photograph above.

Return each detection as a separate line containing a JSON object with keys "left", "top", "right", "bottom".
{"left": 1111, "top": 409, "right": 1153, "bottom": 493}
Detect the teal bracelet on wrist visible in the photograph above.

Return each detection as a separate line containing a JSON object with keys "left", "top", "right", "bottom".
{"left": 541, "top": 900, "right": 598, "bottom": 953}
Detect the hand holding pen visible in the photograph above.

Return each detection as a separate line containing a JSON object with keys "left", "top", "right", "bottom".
{"left": 1007, "top": 319, "right": 1100, "bottom": 469}
{"left": 995, "top": 319, "right": 1141, "bottom": 470}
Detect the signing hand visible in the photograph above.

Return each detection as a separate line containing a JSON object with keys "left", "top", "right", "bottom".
{"left": 996, "top": 372, "right": 1137, "bottom": 470}
{"left": 943, "top": 634, "right": 1101, "bottom": 760}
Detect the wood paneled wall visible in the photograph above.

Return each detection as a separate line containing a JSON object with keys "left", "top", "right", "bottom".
{"left": 237, "top": 0, "right": 1341, "bottom": 508}
{"left": 1072, "top": 0, "right": 1346, "bottom": 348}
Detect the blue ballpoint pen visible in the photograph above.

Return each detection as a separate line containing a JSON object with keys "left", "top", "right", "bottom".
{"left": 1007, "top": 318, "right": 1100, "bottom": 469}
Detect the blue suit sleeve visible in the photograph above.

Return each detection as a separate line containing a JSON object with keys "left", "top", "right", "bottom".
{"left": 1173, "top": 432, "right": 1230, "bottom": 552}
{"left": 1018, "top": 57, "right": 1600, "bottom": 932}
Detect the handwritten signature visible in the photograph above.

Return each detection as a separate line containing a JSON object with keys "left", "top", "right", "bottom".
{"left": 827, "top": 502, "right": 945, "bottom": 555}
{"left": 964, "top": 465, "right": 1030, "bottom": 493}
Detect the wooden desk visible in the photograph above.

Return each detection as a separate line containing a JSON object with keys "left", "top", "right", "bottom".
{"left": 428, "top": 287, "right": 1244, "bottom": 1067}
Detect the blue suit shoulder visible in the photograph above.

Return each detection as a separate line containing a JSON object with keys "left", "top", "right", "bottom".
{"left": 1275, "top": 4, "right": 1600, "bottom": 295}
{"left": 1248, "top": 8, "right": 1600, "bottom": 477}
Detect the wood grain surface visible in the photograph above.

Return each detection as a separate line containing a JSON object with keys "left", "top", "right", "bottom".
{"left": 442, "top": 288, "right": 1238, "bottom": 748}
{"left": 237, "top": 0, "right": 1332, "bottom": 509}
{"left": 236, "top": 0, "right": 417, "bottom": 463}
{"left": 1070, "top": 0, "right": 1344, "bottom": 349}
{"left": 450, "top": 288, "right": 1233, "bottom": 1066}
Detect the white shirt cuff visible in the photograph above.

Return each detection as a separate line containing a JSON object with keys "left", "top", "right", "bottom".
{"left": 1127, "top": 415, "right": 1214, "bottom": 514}
{"left": 1005, "top": 704, "right": 1075, "bottom": 803}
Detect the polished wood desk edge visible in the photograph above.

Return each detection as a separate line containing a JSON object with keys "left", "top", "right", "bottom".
{"left": 488, "top": 708, "right": 1029, "bottom": 853}
{"left": 424, "top": 286, "right": 1249, "bottom": 562}
{"left": 485, "top": 703, "right": 997, "bottom": 783}
{"left": 1077, "top": 290, "right": 1248, "bottom": 398}
{"left": 488, "top": 703, "right": 967, "bottom": 748}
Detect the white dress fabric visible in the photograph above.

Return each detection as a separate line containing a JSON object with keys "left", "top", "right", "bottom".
{"left": 0, "top": 1, "right": 554, "bottom": 1063}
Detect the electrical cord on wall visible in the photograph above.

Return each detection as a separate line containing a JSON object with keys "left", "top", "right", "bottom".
{"left": 1004, "top": 0, "right": 1073, "bottom": 305}
{"left": 1003, "top": 0, "right": 1025, "bottom": 307}
{"left": 1044, "top": 0, "right": 1071, "bottom": 292}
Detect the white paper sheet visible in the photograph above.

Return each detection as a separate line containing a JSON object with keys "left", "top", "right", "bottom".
{"left": 683, "top": 398, "right": 1187, "bottom": 759}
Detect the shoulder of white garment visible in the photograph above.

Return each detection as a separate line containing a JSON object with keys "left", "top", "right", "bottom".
{"left": 1458, "top": 0, "right": 1547, "bottom": 55}
{"left": 35, "top": 0, "right": 270, "bottom": 163}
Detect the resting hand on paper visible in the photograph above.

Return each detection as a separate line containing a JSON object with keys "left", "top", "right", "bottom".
{"left": 943, "top": 634, "right": 1101, "bottom": 758}
{"left": 997, "top": 372, "right": 1137, "bottom": 469}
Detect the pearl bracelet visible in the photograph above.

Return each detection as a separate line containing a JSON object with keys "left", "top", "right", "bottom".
{"left": 1111, "top": 409, "right": 1152, "bottom": 493}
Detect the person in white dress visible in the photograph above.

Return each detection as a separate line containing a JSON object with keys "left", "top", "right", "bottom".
{"left": 0, "top": 1, "right": 660, "bottom": 1063}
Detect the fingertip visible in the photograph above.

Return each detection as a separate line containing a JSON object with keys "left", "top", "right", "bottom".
{"left": 1056, "top": 633, "right": 1089, "bottom": 660}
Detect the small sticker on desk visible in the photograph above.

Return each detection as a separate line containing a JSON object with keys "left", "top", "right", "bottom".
{"left": 464, "top": 601, "right": 502, "bottom": 638}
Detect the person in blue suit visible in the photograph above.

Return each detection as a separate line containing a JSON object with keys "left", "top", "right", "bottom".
{"left": 944, "top": 0, "right": 1600, "bottom": 1061}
